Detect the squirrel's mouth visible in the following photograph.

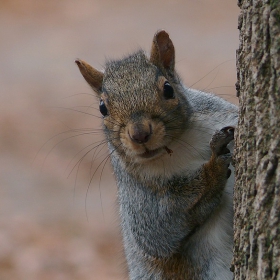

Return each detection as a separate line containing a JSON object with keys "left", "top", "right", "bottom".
{"left": 138, "top": 146, "right": 173, "bottom": 159}
{"left": 139, "top": 148, "right": 162, "bottom": 159}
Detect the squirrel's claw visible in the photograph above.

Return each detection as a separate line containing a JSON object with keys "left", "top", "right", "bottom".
{"left": 210, "top": 126, "right": 234, "bottom": 156}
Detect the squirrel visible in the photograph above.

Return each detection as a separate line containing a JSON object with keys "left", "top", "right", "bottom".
{"left": 75, "top": 30, "right": 238, "bottom": 280}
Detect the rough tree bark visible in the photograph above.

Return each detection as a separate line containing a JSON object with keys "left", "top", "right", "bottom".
{"left": 233, "top": 0, "right": 280, "bottom": 279}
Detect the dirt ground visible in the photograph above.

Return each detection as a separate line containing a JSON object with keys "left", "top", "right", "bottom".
{"left": 0, "top": 0, "right": 239, "bottom": 279}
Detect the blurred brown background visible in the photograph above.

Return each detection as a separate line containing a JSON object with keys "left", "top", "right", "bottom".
{"left": 0, "top": 1, "right": 239, "bottom": 279}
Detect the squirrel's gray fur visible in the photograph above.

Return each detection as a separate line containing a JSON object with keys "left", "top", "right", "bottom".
{"left": 76, "top": 31, "right": 238, "bottom": 280}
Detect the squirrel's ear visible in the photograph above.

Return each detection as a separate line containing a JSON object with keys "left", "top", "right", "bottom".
{"left": 75, "top": 59, "right": 103, "bottom": 94}
{"left": 150, "top": 30, "right": 175, "bottom": 73}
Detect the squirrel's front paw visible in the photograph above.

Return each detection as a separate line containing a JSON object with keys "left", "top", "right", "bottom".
{"left": 210, "top": 126, "right": 235, "bottom": 178}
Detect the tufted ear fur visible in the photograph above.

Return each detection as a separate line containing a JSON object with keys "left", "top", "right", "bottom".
{"left": 150, "top": 30, "right": 175, "bottom": 73}
{"left": 75, "top": 59, "right": 103, "bottom": 94}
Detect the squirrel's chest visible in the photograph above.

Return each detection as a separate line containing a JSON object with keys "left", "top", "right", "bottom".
{"left": 117, "top": 176, "right": 192, "bottom": 254}
{"left": 118, "top": 182, "right": 184, "bottom": 226}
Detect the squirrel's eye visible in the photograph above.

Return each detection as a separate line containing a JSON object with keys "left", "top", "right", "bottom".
{"left": 163, "top": 81, "right": 175, "bottom": 99}
{"left": 99, "top": 100, "right": 108, "bottom": 116}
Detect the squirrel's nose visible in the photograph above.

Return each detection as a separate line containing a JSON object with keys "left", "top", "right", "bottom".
{"left": 129, "top": 124, "right": 152, "bottom": 144}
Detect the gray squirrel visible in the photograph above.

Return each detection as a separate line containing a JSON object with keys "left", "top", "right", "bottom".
{"left": 75, "top": 30, "right": 238, "bottom": 280}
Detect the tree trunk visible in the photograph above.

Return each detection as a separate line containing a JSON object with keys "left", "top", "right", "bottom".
{"left": 233, "top": 0, "right": 280, "bottom": 279}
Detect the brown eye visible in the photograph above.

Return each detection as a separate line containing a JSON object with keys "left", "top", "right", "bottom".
{"left": 99, "top": 100, "right": 108, "bottom": 116}
{"left": 163, "top": 81, "right": 175, "bottom": 99}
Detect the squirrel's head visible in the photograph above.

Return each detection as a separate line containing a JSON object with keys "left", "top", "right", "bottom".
{"left": 75, "top": 31, "right": 190, "bottom": 168}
